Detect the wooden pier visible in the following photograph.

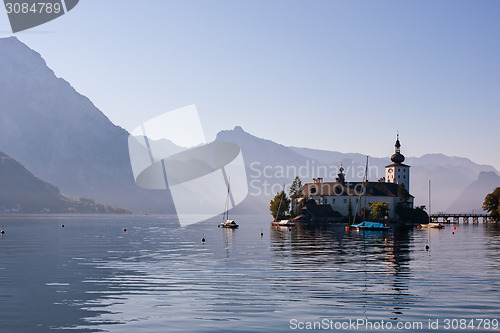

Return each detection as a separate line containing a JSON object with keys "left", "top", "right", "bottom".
{"left": 430, "top": 213, "right": 494, "bottom": 224}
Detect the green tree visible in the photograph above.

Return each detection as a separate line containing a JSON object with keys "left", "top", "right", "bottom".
{"left": 289, "top": 176, "right": 302, "bottom": 216}
{"left": 483, "top": 187, "right": 500, "bottom": 221}
{"left": 369, "top": 202, "right": 389, "bottom": 220}
{"left": 397, "top": 184, "right": 410, "bottom": 205}
{"left": 270, "top": 190, "right": 291, "bottom": 221}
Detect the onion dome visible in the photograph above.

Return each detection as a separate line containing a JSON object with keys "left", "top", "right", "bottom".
{"left": 391, "top": 152, "right": 405, "bottom": 164}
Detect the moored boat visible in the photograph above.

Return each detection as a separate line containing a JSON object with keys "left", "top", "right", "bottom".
{"left": 272, "top": 219, "right": 295, "bottom": 227}
{"left": 351, "top": 221, "right": 390, "bottom": 230}
{"left": 220, "top": 219, "right": 239, "bottom": 228}
{"left": 419, "top": 222, "right": 444, "bottom": 229}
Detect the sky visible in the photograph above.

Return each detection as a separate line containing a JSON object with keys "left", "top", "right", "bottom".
{"left": 1, "top": 0, "right": 499, "bottom": 170}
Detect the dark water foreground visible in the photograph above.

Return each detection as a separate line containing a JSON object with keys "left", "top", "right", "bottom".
{"left": 0, "top": 215, "right": 498, "bottom": 332}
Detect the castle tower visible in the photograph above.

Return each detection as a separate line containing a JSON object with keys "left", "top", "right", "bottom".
{"left": 385, "top": 134, "right": 410, "bottom": 192}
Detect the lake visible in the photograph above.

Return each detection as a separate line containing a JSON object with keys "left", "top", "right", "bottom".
{"left": 0, "top": 215, "right": 499, "bottom": 332}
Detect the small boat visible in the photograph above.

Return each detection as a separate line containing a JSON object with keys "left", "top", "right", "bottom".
{"left": 351, "top": 221, "right": 390, "bottom": 230}
{"left": 419, "top": 181, "right": 444, "bottom": 229}
{"left": 272, "top": 219, "right": 295, "bottom": 227}
{"left": 220, "top": 219, "right": 239, "bottom": 228}
{"left": 419, "top": 222, "right": 444, "bottom": 229}
{"left": 220, "top": 180, "right": 238, "bottom": 229}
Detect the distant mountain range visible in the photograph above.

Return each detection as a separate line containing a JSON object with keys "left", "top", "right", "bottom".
{"left": 0, "top": 151, "right": 129, "bottom": 213}
{"left": 0, "top": 37, "right": 498, "bottom": 215}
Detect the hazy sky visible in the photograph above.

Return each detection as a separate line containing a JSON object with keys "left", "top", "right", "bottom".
{"left": 1, "top": 1, "right": 499, "bottom": 170}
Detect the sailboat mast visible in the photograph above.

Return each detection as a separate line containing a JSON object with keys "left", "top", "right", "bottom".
{"left": 274, "top": 182, "right": 286, "bottom": 222}
{"left": 428, "top": 179, "right": 431, "bottom": 224}
{"left": 353, "top": 156, "right": 369, "bottom": 225}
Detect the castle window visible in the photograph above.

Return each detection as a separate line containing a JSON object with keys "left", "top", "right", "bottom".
{"left": 332, "top": 199, "right": 335, "bottom": 204}
{"left": 344, "top": 199, "right": 347, "bottom": 204}
{"left": 403, "top": 175, "right": 406, "bottom": 178}
{"left": 325, "top": 199, "right": 327, "bottom": 204}
{"left": 398, "top": 168, "right": 400, "bottom": 172}
{"left": 398, "top": 175, "right": 400, "bottom": 179}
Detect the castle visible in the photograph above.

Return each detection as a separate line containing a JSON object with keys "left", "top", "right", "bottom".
{"left": 301, "top": 135, "right": 413, "bottom": 220}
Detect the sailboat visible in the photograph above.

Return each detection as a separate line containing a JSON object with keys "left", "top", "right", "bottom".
{"left": 350, "top": 156, "right": 390, "bottom": 231}
{"left": 220, "top": 181, "right": 239, "bottom": 229}
{"left": 271, "top": 183, "right": 295, "bottom": 227}
{"left": 419, "top": 180, "right": 444, "bottom": 229}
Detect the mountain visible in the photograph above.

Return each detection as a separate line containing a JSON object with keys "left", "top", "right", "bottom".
{"left": 0, "top": 37, "right": 172, "bottom": 213}
{"left": 446, "top": 171, "right": 500, "bottom": 213}
{"left": 0, "top": 151, "right": 129, "bottom": 213}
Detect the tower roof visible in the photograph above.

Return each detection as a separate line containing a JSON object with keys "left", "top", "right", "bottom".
{"left": 390, "top": 133, "right": 405, "bottom": 164}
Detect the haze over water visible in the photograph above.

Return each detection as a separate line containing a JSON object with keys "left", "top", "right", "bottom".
{"left": 0, "top": 215, "right": 499, "bottom": 332}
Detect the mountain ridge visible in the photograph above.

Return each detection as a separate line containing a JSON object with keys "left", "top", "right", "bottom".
{"left": 0, "top": 36, "right": 173, "bottom": 213}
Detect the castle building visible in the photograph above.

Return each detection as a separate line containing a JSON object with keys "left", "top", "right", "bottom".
{"left": 301, "top": 135, "right": 413, "bottom": 220}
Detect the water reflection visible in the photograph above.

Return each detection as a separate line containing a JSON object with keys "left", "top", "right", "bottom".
{"left": 270, "top": 224, "right": 414, "bottom": 318}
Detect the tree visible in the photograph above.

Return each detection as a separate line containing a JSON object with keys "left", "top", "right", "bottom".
{"left": 347, "top": 196, "right": 353, "bottom": 222}
{"left": 483, "top": 187, "right": 500, "bottom": 221}
{"left": 360, "top": 206, "right": 371, "bottom": 221}
{"left": 270, "top": 190, "right": 291, "bottom": 221}
{"left": 396, "top": 203, "right": 428, "bottom": 224}
{"left": 289, "top": 176, "right": 302, "bottom": 216}
{"left": 397, "top": 184, "right": 410, "bottom": 205}
{"left": 369, "top": 202, "right": 389, "bottom": 220}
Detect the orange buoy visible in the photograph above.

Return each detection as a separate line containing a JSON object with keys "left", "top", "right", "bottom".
{"left": 123, "top": 228, "right": 127, "bottom": 232}
{"left": 345, "top": 226, "right": 349, "bottom": 231}
{"left": 417, "top": 225, "right": 421, "bottom": 229}
{"left": 453, "top": 226, "right": 456, "bottom": 230}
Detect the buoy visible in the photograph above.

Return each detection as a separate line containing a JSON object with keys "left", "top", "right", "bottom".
{"left": 218, "top": 224, "right": 220, "bottom": 228}
{"left": 61, "top": 224, "right": 65, "bottom": 228}
{"left": 453, "top": 226, "right": 456, "bottom": 230}
{"left": 123, "top": 228, "right": 127, "bottom": 232}
{"left": 0, "top": 230, "right": 4, "bottom": 235}
{"left": 345, "top": 226, "right": 349, "bottom": 231}
{"left": 417, "top": 225, "right": 421, "bottom": 229}
{"left": 452, "top": 232, "right": 455, "bottom": 234}
{"left": 260, "top": 229, "right": 263, "bottom": 237}
{"left": 201, "top": 233, "right": 205, "bottom": 243}
{"left": 425, "top": 245, "right": 429, "bottom": 251}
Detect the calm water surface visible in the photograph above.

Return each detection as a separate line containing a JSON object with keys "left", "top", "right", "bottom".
{"left": 0, "top": 215, "right": 499, "bottom": 332}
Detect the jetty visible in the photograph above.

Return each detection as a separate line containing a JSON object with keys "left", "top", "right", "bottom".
{"left": 430, "top": 213, "right": 494, "bottom": 224}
